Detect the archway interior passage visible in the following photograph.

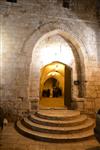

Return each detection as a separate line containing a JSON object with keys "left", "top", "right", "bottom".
{"left": 40, "top": 62, "right": 65, "bottom": 107}
{"left": 29, "top": 32, "right": 84, "bottom": 108}
{"left": 40, "top": 61, "right": 72, "bottom": 108}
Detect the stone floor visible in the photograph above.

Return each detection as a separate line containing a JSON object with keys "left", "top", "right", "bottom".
{"left": 40, "top": 97, "right": 64, "bottom": 107}
{"left": 0, "top": 123, "right": 100, "bottom": 150}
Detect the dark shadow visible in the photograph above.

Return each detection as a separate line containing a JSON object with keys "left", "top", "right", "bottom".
{"left": 70, "top": 0, "right": 97, "bottom": 22}
{"left": 96, "top": 0, "right": 100, "bottom": 26}
{"left": 96, "top": 0, "right": 100, "bottom": 65}
{"left": 71, "top": 101, "right": 78, "bottom": 110}
{"left": 57, "top": 0, "right": 97, "bottom": 22}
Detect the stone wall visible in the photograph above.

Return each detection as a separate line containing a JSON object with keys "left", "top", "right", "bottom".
{"left": 0, "top": 0, "right": 100, "bottom": 117}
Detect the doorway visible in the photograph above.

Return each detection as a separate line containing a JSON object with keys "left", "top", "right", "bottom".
{"left": 28, "top": 29, "right": 86, "bottom": 112}
{"left": 39, "top": 61, "right": 72, "bottom": 108}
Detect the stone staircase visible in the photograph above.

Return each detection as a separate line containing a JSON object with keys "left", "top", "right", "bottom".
{"left": 15, "top": 109, "right": 95, "bottom": 142}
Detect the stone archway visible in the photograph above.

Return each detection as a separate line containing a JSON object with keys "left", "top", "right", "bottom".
{"left": 22, "top": 22, "right": 87, "bottom": 111}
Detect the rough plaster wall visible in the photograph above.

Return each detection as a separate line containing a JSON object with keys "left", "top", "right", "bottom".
{"left": 0, "top": 0, "right": 100, "bottom": 116}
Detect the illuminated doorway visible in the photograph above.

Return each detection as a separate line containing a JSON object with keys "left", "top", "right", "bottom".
{"left": 40, "top": 61, "right": 71, "bottom": 108}
{"left": 28, "top": 29, "right": 86, "bottom": 111}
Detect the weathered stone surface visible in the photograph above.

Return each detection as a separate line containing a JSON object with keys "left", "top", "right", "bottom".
{"left": 0, "top": 0, "right": 100, "bottom": 116}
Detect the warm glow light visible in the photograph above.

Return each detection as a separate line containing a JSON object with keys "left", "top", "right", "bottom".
{"left": 47, "top": 72, "right": 59, "bottom": 76}
{"left": 47, "top": 71, "right": 62, "bottom": 77}
{"left": 52, "top": 72, "right": 55, "bottom": 76}
{"left": 47, "top": 72, "right": 56, "bottom": 76}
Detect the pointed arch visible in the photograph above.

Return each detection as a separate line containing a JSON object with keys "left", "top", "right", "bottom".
{"left": 22, "top": 22, "right": 87, "bottom": 100}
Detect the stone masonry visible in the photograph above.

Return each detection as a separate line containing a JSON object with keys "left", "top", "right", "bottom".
{"left": 0, "top": 0, "right": 100, "bottom": 119}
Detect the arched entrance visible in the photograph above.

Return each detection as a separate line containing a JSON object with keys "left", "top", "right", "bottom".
{"left": 39, "top": 61, "right": 72, "bottom": 108}
{"left": 24, "top": 24, "right": 86, "bottom": 111}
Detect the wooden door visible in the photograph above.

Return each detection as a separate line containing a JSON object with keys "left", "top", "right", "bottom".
{"left": 64, "top": 65, "right": 72, "bottom": 109}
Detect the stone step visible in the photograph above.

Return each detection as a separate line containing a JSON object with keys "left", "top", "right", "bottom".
{"left": 21, "top": 117, "right": 95, "bottom": 134}
{"left": 15, "top": 121, "right": 94, "bottom": 142}
{"left": 29, "top": 114, "right": 87, "bottom": 127}
{"left": 35, "top": 110, "right": 80, "bottom": 120}
{"left": 15, "top": 110, "right": 95, "bottom": 142}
